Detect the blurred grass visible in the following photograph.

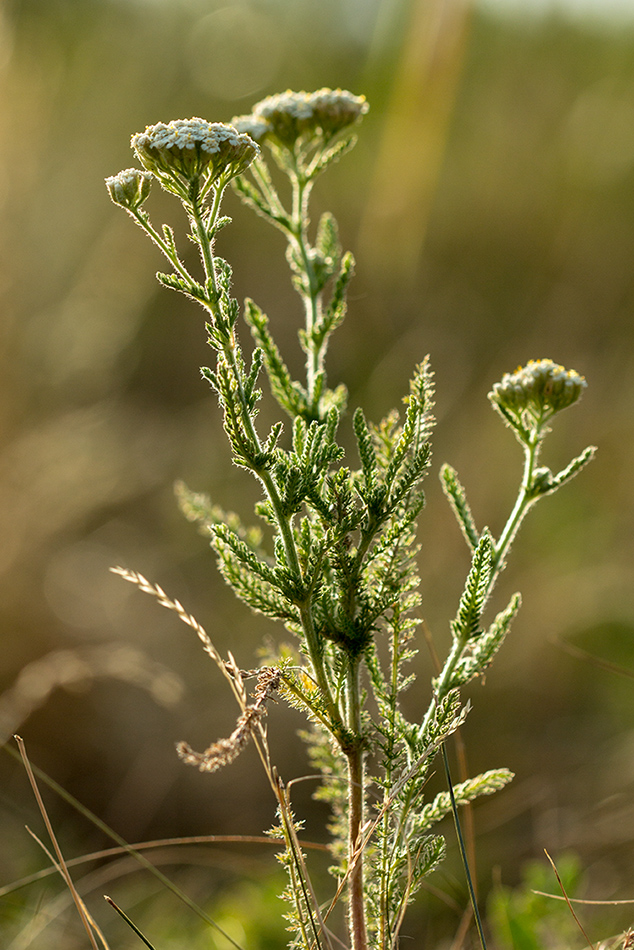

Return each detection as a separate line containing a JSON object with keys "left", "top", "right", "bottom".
{"left": 1, "top": 0, "right": 634, "bottom": 945}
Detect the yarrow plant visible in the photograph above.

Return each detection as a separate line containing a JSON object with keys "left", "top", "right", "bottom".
{"left": 106, "top": 88, "right": 595, "bottom": 950}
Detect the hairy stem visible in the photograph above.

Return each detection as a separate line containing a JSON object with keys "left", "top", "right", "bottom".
{"left": 194, "top": 206, "right": 345, "bottom": 740}
{"left": 346, "top": 659, "right": 368, "bottom": 950}
{"left": 489, "top": 431, "right": 540, "bottom": 591}
{"left": 378, "top": 621, "right": 403, "bottom": 948}
{"left": 289, "top": 172, "right": 323, "bottom": 413}
{"left": 132, "top": 211, "right": 193, "bottom": 285}
{"left": 189, "top": 193, "right": 220, "bottom": 301}
{"left": 419, "top": 428, "right": 544, "bottom": 742}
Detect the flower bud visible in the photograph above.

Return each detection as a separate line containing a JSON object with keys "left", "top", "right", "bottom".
{"left": 130, "top": 119, "right": 259, "bottom": 198}
{"left": 531, "top": 466, "right": 554, "bottom": 494}
{"left": 489, "top": 359, "right": 587, "bottom": 427}
{"left": 105, "top": 168, "right": 152, "bottom": 210}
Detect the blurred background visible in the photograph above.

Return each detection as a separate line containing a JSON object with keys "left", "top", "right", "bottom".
{"left": 1, "top": 0, "right": 633, "bottom": 946}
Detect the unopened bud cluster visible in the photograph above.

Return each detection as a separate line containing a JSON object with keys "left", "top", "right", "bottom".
{"left": 489, "top": 359, "right": 587, "bottom": 426}
{"left": 105, "top": 168, "right": 152, "bottom": 210}
{"left": 232, "top": 88, "right": 368, "bottom": 150}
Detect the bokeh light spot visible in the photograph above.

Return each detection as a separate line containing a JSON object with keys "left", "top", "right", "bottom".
{"left": 187, "top": 5, "right": 284, "bottom": 102}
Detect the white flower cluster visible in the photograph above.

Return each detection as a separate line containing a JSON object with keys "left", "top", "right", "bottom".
{"left": 490, "top": 359, "right": 587, "bottom": 419}
{"left": 131, "top": 119, "right": 259, "bottom": 195}
{"left": 133, "top": 119, "right": 243, "bottom": 157}
{"left": 232, "top": 88, "right": 369, "bottom": 149}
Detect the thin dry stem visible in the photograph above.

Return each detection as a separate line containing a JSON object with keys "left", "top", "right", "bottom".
{"left": 544, "top": 849, "right": 595, "bottom": 950}
{"left": 111, "top": 566, "right": 216, "bottom": 656}
{"left": 274, "top": 773, "right": 339, "bottom": 950}
{"left": 25, "top": 826, "right": 111, "bottom": 950}
{"left": 532, "top": 893, "right": 634, "bottom": 906}
{"left": 110, "top": 566, "right": 242, "bottom": 703}
{"left": 0, "top": 832, "right": 331, "bottom": 898}
{"left": 449, "top": 905, "right": 474, "bottom": 950}
{"left": 14, "top": 735, "right": 103, "bottom": 950}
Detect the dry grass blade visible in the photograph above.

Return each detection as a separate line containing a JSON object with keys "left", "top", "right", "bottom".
{"left": 389, "top": 846, "right": 416, "bottom": 950}
{"left": 110, "top": 566, "right": 242, "bottom": 703}
{"left": 273, "top": 773, "right": 340, "bottom": 950}
{"left": 544, "top": 849, "right": 595, "bottom": 950}
{"left": 23, "top": 825, "right": 112, "bottom": 950}
{"left": 532, "top": 892, "right": 634, "bottom": 906}
{"left": 3, "top": 741, "right": 247, "bottom": 950}
{"left": 104, "top": 896, "right": 156, "bottom": 949}
{"left": 14, "top": 735, "right": 103, "bottom": 950}
{"left": 0, "top": 833, "right": 330, "bottom": 898}
{"left": 557, "top": 641, "right": 634, "bottom": 682}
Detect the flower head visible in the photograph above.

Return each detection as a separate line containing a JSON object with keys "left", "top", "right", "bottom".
{"left": 131, "top": 119, "right": 259, "bottom": 198}
{"left": 230, "top": 114, "right": 273, "bottom": 144}
{"left": 105, "top": 168, "right": 152, "bottom": 211}
{"left": 232, "top": 88, "right": 368, "bottom": 150}
{"left": 309, "top": 88, "right": 370, "bottom": 137}
{"left": 489, "top": 359, "right": 587, "bottom": 428}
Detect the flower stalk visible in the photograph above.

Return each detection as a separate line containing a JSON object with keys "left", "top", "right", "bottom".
{"left": 107, "top": 92, "right": 594, "bottom": 950}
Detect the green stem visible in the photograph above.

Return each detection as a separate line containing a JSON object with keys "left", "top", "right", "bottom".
{"left": 378, "top": 622, "right": 403, "bottom": 948}
{"left": 224, "top": 336, "right": 340, "bottom": 730}
{"left": 189, "top": 194, "right": 220, "bottom": 301}
{"left": 290, "top": 173, "right": 322, "bottom": 413}
{"left": 132, "top": 211, "right": 193, "bottom": 285}
{"left": 205, "top": 176, "right": 227, "bottom": 232}
{"left": 298, "top": 602, "right": 344, "bottom": 738}
{"left": 419, "top": 428, "right": 546, "bottom": 743}
{"left": 250, "top": 158, "right": 288, "bottom": 222}
{"left": 489, "top": 430, "right": 541, "bottom": 592}
{"left": 251, "top": 157, "right": 325, "bottom": 415}
{"left": 193, "top": 203, "right": 343, "bottom": 739}
{"left": 417, "top": 635, "right": 464, "bottom": 744}
{"left": 345, "top": 658, "right": 368, "bottom": 950}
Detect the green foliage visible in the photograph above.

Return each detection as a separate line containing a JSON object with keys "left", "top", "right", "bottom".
{"left": 107, "top": 88, "right": 594, "bottom": 950}
{"left": 440, "top": 464, "right": 479, "bottom": 551}
{"left": 451, "top": 532, "right": 493, "bottom": 643}
{"left": 244, "top": 299, "right": 310, "bottom": 420}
